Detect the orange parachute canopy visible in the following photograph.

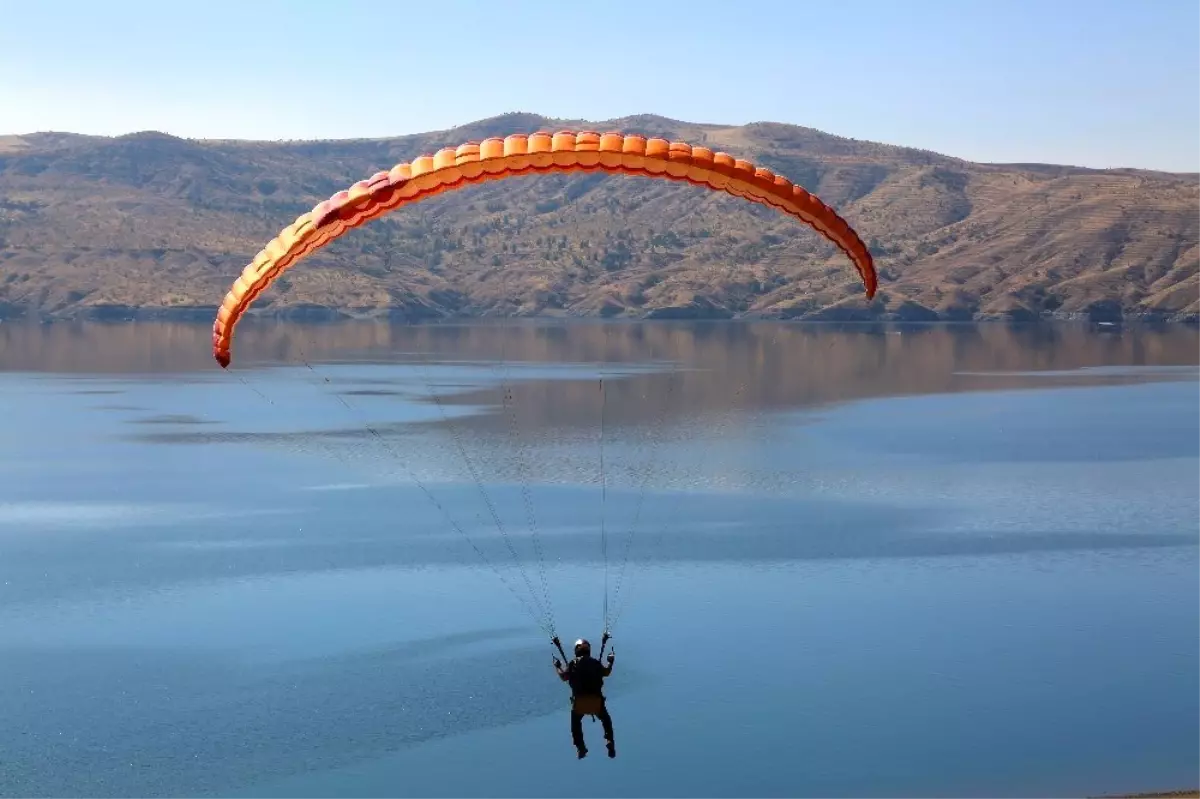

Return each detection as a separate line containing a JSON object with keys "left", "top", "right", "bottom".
{"left": 212, "top": 130, "right": 877, "bottom": 367}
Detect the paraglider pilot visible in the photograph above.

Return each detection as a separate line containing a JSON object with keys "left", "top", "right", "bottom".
{"left": 553, "top": 635, "right": 615, "bottom": 759}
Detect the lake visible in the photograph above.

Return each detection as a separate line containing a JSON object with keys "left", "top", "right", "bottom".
{"left": 0, "top": 319, "right": 1197, "bottom": 798}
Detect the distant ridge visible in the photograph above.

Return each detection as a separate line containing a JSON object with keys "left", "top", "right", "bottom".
{"left": 0, "top": 113, "right": 1195, "bottom": 323}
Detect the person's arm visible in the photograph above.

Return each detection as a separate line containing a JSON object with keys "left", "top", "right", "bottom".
{"left": 554, "top": 659, "right": 570, "bottom": 682}
{"left": 602, "top": 652, "right": 614, "bottom": 677}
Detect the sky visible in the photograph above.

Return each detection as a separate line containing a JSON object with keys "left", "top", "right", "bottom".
{"left": 1, "top": 0, "right": 1197, "bottom": 172}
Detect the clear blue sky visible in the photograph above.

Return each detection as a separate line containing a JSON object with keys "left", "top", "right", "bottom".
{"left": 2, "top": 0, "right": 1197, "bottom": 171}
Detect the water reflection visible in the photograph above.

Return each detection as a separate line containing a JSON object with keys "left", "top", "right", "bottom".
{"left": 7, "top": 320, "right": 1194, "bottom": 509}
{"left": 0, "top": 320, "right": 1196, "bottom": 797}
{"left": 3, "top": 320, "right": 1195, "bottom": 432}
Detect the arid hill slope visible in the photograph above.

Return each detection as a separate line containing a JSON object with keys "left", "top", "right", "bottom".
{"left": 0, "top": 112, "right": 1196, "bottom": 323}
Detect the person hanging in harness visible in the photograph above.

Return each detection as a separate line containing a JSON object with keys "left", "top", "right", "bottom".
{"left": 553, "top": 636, "right": 616, "bottom": 759}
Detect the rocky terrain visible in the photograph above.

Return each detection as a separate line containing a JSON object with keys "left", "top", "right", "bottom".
{"left": 0, "top": 112, "right": 1196, "bottom": 323}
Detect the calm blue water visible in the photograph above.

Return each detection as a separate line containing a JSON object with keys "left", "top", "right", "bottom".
{"left": 0, "top": 321, "right": 1196, "bottom": 797}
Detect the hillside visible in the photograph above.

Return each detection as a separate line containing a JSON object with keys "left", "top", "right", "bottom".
{"left": 0, "top": 113, "right": 1196, "bottom": 323}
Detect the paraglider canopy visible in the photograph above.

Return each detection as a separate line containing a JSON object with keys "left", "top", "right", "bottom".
{"left": 210, "top": 129, "right": 877, "bottom": 369}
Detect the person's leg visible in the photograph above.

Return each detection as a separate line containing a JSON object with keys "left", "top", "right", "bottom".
{"left": 571, "top": 710, "right": 587, "bottom": 756}
{"left": 597, "top": 705, "right": 615, "bottom": 757}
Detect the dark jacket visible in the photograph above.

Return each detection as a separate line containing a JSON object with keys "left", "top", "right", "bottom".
{"left": 562, "top": 655, "right": 611, "bottom": 697}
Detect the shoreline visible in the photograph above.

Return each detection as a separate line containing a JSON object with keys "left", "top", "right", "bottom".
{"left": 1, "top": 304, "right": 1196, "bottom": 327}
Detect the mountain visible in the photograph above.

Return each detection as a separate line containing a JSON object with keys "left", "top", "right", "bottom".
{"left": 0, "top": 112, "right": 1196, "bottom": 324}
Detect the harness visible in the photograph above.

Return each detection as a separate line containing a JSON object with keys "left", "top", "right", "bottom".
{"left": 553, "top": 633, "right": 611, "bottom": 719}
